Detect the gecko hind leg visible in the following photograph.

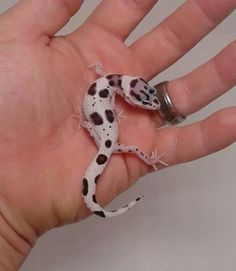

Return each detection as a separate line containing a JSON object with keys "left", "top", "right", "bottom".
{"left": 114, "top": 108, "right": 127, "bottom": 123}
{"left": 110, "top": 95, "right": 127, "bottom": 123}
{"left": 114, "top": 143, "right": 168, "bottom": 170}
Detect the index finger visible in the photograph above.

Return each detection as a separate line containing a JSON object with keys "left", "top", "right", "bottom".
{"left": 72, "top": 0, "right": 158, "bottom": 41}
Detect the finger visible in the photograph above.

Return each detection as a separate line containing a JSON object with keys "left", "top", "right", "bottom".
{"left": 0, "top": 0, "right": 84, "bottom": 41}
{"left": 166, "top": 40, "right": 236, "bottom": 117}
{"left": 80, "top": 0, "right": 158, "bottom": 41}
{"left": 131, "top": 0, "right": 236, "bottom": 77}
{"left": 156, "top": 107, "right": 236, "bottom": 166}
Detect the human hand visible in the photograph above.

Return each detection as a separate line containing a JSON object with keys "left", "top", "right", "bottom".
{"left": 0, "top": 1, "right": 235, "bottom": 269}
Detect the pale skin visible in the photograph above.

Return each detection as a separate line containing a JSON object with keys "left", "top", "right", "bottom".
{"left": 0, "top": 0, "right": 235, "bottom": 269}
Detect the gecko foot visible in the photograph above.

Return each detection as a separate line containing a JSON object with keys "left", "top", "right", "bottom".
{"left": 72, "top": 109, "right": 86, "bottom": 130}
{"left": 149, "top": 149, "right": 169, "bottom": 170}
{"left": 89, "top": 62, "right": 106, "bottom": 77}
{"left": 114, "top": 109, "right": 127, "bottom": 123}
{"left": 72, "top": 114, "right": 83, "bottom": 130}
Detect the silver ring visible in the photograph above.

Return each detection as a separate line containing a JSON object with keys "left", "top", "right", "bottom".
{"left": 154, "top": 81, "right": 186, "bottom": 125}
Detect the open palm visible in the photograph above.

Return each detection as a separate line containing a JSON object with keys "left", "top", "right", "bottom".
{"left": 0, "top": 0, "right": 235, "bottom": 240}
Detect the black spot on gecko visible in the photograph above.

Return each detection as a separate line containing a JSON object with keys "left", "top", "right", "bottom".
{"left": 140, "top": 78, "right": 148, "bottom": 84}
{"left": 142, "top": 100, "right": 151, "bottom": 105}
{"left": 118, "top": 79, "right": 122, "bottom": 88}
{"left": 106, "top": 74, "right": 114, "bottom": 80}
{"left": 109, "top": 80, "right": 115, "bottom": 87}
{"left": 82, "top": 178, "right": 88, "bottom": 196}
{"left": 95, "top": 175, "right": 100, "bottom": 184}
{"left": 105, "top": 110, "right": 115, "bottom": 123}
{"left": 92, "top": 194, "right": 97, "bottom": 203}
{"left": 87, "top": 82, "right": 96, "bottom": 96}
{"left": 105, "top": 139, "right": 112, "bottom": 148}
{"left": 136, "top": 197, "right": 141, "bottom": 202}
{"left": 99, "top": 89, "right": 109, "bottom": 98}
{"left": 94, "top": 211, "right": 106, "bottom": 218}
{"left": 130, "top": 90, "right": 141, "bottom": 101}
{"left": 130, "top": 79, "right": 138, "bottom": 88}
{"left": 90, "top": 112, "right": 103, "bottom": 125}
{"left": 96, "top": 154, "right": 108, "bottom": 165}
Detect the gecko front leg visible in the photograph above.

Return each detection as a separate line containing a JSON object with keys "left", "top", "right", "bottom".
{"left": 114, "top": 143, "right": 168, "bottom": 170}
{"left": 89, "top": 62, "right": 106, "bottom": 77}
{"left": 80, "top": 120, "right": 101, "bottom": 147}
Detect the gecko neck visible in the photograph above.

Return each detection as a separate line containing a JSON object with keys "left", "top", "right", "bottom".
{"left": 105, "top": 74, "right": 137, "bottom": 99}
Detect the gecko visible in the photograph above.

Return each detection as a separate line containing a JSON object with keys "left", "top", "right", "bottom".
{"left": 81, "top": 64, "right": 166, "bottom": 218}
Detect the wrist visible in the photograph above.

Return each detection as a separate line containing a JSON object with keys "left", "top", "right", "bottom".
{"left": 0, "top": 196, "right": 37, "bottom": 271}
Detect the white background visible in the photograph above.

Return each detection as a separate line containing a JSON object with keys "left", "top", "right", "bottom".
{"left": 0, "top": 1, "right": 236, "bottom": 270}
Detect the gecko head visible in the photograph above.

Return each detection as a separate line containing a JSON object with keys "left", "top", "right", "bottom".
{"left": 127, "top": 77, "right": 160, "bottom": 110}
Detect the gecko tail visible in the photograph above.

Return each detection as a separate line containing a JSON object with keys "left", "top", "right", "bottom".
{"left": 82, "top": 146, "right": 143, "bottom": 218}
{"left": 83, "top": 193, "right": 144, "bottom": 218}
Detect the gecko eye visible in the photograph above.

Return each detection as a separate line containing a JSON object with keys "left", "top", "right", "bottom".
{"left": 149, "top": 88, "right": 155, "bottom": 94}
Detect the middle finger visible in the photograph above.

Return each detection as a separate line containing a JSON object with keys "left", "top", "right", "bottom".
{"left": 131, "top": 0, "right": 236, "bottom": 78}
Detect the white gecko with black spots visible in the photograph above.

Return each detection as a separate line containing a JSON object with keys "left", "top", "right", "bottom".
{"left": 81, "top": 64, "right": 166, "bottom": 218}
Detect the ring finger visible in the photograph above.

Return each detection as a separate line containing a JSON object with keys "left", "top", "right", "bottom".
{"left": 163, "top": 40, "right": 236, "bottom": 118}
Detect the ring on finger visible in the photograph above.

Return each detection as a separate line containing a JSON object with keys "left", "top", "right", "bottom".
{"left": 154, "top": 81, "right": 186, "bottom": 125}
